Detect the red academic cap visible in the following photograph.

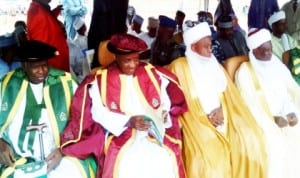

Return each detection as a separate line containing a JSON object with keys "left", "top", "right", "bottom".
{"left": 107, "top": 33, "right": 147, "bottom": 55}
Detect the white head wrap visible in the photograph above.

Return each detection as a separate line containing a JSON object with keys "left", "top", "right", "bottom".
{"left": 73, "top": 17, "right": 85, "bottom": 30}
{"left": 183, "top": 22, "right": 211, "bottom": 47}
{"left": 247, "top": 28, "right": 271, "bottom": 50}
{"left": 268, "top": 10, "right": 286, "bottom": 27}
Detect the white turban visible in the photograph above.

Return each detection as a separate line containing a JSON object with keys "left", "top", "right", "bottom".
{"left": 247, "top": 28, "right": 271, "bottom": 50}
{"left": 73, "top": 17, "right": 85, "bottom": 30}
{"left": 268, "top": 10, "right": 285, "bottom": 27}
{"left": 183, "top": 22, "right": 211, "bottom": 47}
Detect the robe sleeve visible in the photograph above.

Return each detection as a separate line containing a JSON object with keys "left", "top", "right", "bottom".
{"left": 61, "top": 74, "right": 105, "bottom": 164}
{"left": 89, "top": 80, "right": 129, "bottom": 137}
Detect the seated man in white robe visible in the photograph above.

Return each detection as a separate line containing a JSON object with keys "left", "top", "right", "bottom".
{"left": 168, "top": 22, "right": 267, "bottom": 178}
{"left": 235, "top": 28, "right": 300, "bottom": 178}
{"left": 0, "top": 40, "right": 95, "bottom": 178}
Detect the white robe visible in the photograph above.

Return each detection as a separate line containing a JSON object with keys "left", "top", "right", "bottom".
{"left": 89, "top": 74, "right": 176, "bottom": 178}
{"left": 138, "top": 32, "right": 156, "bottom": 49}
{"left": 186, "top": 49, "right": 227, "bottom": 132}
{"left": 0, "top": 81, "right": 83, "bottom": 178}
{"left": 235, "top": 51, "right": 300, "bottom": 178}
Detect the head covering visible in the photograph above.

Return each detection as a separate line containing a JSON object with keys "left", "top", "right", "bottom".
{"left": 16, "top": 40, "right": 58, "bottom": 62}
{"left": 148, "top": 17, "right": 159, "bottom": 28}
{"left": 176, "top": 10, "right": 185, "bottom": 17}
{"left": 127, "top": 6, "right": 136, "bottom": 16}
{"left": 107, "top": 34, "right": 147, "bottom": 55}
{"left": 267, "top": 10, "right": 286, "bottom": 27}
{"left": 159, "top": 15, "right": 177, "bottom": 29}
{"left": 197, "top": 11, "right": 213, "bottom": 25}
{"left": 133, "top": 15, "right": 144, "bottom": 25}
{"left": 14, "top": 26, "right": 26, "bottom": 36}
{"left": 0, "top": 33, "right": 17, "bottom": 48}
{"left": 217, "top": 15, "right": 233, "bottom": 28}
{"left": 247, "top": 28, "right": 271, "bottom": 50}
{"left": 183, "top": 22, "right": 211, "bottom": 47}
{"left": 73, "top": 17, "right": 85, "bottom": 30}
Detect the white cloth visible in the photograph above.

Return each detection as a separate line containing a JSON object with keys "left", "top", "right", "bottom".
{"left": 67, "top": 39, "right": 85, "bottom": 82}
{"left": 73, "top": 34, "right": 88, "bottom": 52}
{"left": 271, "top": 33, "right": 298, "bottom": 60}
{"left": 248, "top": 52, "right": 297, "bottom": 116}
{"left": 89, "top": 72, "right": 175, "bottom": 178}
{"left": 127, "top": 29, "right": 144, "bottom": 37}
{"left": 235, "top": 51, "right": 300, "bottom": 178}
{"left": 138, "top": 32, "right": 155, "bottom": 49}
{"left": 73, "top": 17, "right": 85, "bottom": 30}
{"left": 268, "top": 10, "right": 285, "bottom": 27}
{"left": 186, "top": 50, "right": 227, "bottom": 114}
{"left": 281, "top": 33, "right": 291, "bottom": 51}
{"left": 1, "top": 81, "right": 83, "bottom": 178}
{"left": 185, "top": 48, "right": 227, "bottom": 132}
{"left": 247, "top": 28, "right": 271, "bottom": 50}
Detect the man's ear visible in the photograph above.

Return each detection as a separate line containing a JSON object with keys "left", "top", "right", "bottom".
{"left": 190, "top": 43, "right": 196, "bottom": 53}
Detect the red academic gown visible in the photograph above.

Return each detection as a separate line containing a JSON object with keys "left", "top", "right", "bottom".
{"left": 27, "top": 1, "right": 70, "bottom": 72}
{"left": 60, "top": 62, "right": 187, "bottom": 178}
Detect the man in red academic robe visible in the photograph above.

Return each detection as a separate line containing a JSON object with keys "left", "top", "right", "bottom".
{"left": 60, "top": 34, "right": 187, "bottom": 178}
{"left": 27, "top": 0, "right": 70, "bottom": 72}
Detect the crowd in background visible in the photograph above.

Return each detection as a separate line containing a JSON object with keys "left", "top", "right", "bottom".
{"left": 1, "top": 0, "right": 300, "bottom": 177}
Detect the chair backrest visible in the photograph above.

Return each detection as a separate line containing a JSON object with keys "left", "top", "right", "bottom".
{"left": 223, "top": 55, "right": 249, "bottom": 81}
{"left": 98, "top": 40, "right": 116, "bottom": 67}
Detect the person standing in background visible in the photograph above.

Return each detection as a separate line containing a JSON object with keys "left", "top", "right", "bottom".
{"left": 150, "top": 15, "right": 185, "bottom": 66}
{"left": 248, "top": 0, "right": 279, "bottom": 29}
{"left": 282, "top": 0, "right": 300, "bottom": 43}
{"left": 268, "top": 11, "right": 298, "bottom": 60}
{"left": 0, "top": 33, "right": 20, "bottom": 78}
{"left": 87, "top": 0, "right": 129, "bottom": 68}
{"left": 61, "top": 0, "right": 87, "bottom": 40}
{"left": 27, "top": 0, "right": 70, "bottom": 72}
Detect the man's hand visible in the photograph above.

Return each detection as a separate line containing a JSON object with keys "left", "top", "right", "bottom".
{"left": 274, "top": 116, "right": 288, "bottom": 128}
{"left": 0, "top": 139, "right": 15, "bottom": 167}
{"left": 287, "top": 113, "right": 298, "bottom": 127}
{"left": 52, "top": 5, "right": 63, "bottom": 17}
{"left": 208, "top": 107, "right": 224, "bottom": 127}
{"left": 46, "top": 148, "right": 63, "bottom": 173}
{"left": 128, "top": 116, "right": 151, "bottom": 131}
